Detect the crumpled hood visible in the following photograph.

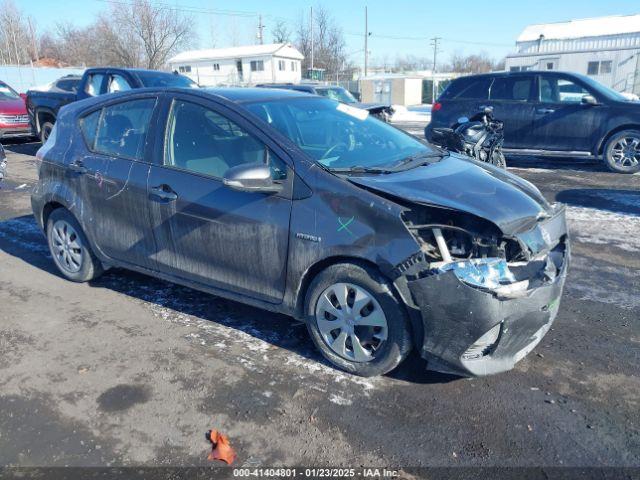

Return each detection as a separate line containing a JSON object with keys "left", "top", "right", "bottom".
{"left": 348, "top": 153, "right": 552, "bottom": 234}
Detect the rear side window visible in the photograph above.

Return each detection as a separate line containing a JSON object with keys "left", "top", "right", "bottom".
{"left": 490, "top": 76, "right": 533, "bottom": 101}
{"left": 80, "top": 109, "right": 101, "bottom": 149}
{"left": 89, "top": 98, "right": 156, "bottom": 160}
{"left": 440, "top": 77, "right": 491, "bottom": 100}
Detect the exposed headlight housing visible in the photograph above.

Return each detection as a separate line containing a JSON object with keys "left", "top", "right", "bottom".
{"left": 437, "top": 257, "right": 530, "bottom": 297}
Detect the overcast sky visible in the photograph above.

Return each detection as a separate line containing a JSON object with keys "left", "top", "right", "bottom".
{"left": 23, "top": 0, "right": 640, "bottom": 67}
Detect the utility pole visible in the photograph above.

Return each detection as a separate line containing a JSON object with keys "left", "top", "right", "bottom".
{"left": 257, "top": 15, "right": 264, "bottom": 45}
{"left": 28, "top": 18, "right": 39, "bottom": 62}
{"left": 364, "top": 6, "right": 368, "bottom": 77}
{"left": 430, "top": 36, "right": 442, "bottom": 103}
{"left": 310, "top": 6, "right": 314, "bottom": 75}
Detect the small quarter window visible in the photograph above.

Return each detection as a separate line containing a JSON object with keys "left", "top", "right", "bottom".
{"left": 80, "top": 109, "right": 101, "bottom": 149}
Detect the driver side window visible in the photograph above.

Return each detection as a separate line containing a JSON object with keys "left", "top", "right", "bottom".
{"left": 164, "top": 100, "right": 287, "bottom": 180}
{"left": 539, "top": 76, "right": 590, "bottom": 103}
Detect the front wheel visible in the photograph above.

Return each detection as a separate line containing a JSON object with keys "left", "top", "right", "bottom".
{"left": 603, "top": 130, "right": 640, "bottom": 174}
{"left": 304, "top": 263, "right": 412, "bottom": 377}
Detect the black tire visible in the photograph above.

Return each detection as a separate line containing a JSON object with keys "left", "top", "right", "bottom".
{"left": 46, "top": 208, "right": 103, "bottom": 282}
{"left": 304, "top": 262, "right": 412, "bottom": 377}
{"left": 40, "top": 121, "right": 54, "bottom": 144}
{"left": 603, "top": 129, "right": 640, "bottom": 174}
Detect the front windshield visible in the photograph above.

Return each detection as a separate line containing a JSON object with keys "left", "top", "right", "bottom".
{"left": 137, "top": 71, "right": 198, "bottom": 89}
{"left": 315, "top": 87, "right": 357, "bottom": 104}
{"left": 245, "top": 96, "right": 438, "bottom": 170}
{"left": 0, "top": 82, "right": 20, "bottom": 100}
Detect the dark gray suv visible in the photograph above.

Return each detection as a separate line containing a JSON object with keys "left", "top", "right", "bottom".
{"left": 32, "top": 87, "right": 569, "bottom": 377}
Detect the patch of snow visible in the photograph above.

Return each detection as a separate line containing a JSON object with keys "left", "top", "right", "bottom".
{"left": 329, "top": 393, "right": 353, "bottom": 406}
{"left": 566, "top": 206, "right": 640, "bottom": 252}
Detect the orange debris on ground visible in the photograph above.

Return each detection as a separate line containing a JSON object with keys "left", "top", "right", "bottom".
{"left": 206, "top": 429, "right": 237, "bottom": 465}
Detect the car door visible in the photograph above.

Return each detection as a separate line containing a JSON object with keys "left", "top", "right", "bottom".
{"left": 72, "top": 95, "right": 159, "bottom": 270}
{"left": 486, "top": 74, "right": 537, "bottom": 149}
{"left": 147, "top": 94, "right": 293, "bottom": 303}
{"left": 529, "top": 73, "right": 605, "bottom": 152}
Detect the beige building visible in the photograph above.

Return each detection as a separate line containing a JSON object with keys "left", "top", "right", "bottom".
{"left": 359, "top": 75, "right": 423, "bottom": 106}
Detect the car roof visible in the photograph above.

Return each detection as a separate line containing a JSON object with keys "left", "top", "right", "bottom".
{"left": 454, "top": 70, "right": 583, "bottom": 80}
{"left": 204, "top": 87, "right": 314, "bottom": 103}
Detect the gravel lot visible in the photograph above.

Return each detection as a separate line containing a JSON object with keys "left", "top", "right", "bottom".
{"left": 0, "top": 138, "right": 639, "bottom": 468}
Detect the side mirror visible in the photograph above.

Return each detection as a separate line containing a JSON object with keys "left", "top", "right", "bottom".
{"left": 457, "top": 116, "right": 469, "bottom": 124}
{"left": 19, "top": 93, "right": 27, "bottom": 101}
{"left": 223, "top": 162, "right": 281, "bottom": 193}
{"left": 581, "top": 95, "right": 599, "bottom": 106}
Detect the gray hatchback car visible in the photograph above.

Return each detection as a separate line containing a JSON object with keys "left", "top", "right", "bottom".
{"left": 32, "top": 87, "right": 570, "bottom": 377}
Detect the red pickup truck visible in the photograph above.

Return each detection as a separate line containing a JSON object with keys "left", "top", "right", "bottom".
{"left": 0, "top": 80, "right": 31, "bottom": 140}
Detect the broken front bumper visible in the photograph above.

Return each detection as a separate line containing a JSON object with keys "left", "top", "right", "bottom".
{"left": 406, "top": 209, "right": 570, "bottom": 377}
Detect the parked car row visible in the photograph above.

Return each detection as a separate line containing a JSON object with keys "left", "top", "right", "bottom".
{"left": 32, "top": 86, "right": 569, "bottom": 377}
{"left": 256, "top": 82, "right": 394, "bottom": 121}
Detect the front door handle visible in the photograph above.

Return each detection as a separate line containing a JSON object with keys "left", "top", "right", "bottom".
{"left": 150, "top": 185, "right": 178, "bottom": 202}
{"left": 68, "top": 160, "right": 87, "bottom": 174}
{"left": 536, "top": 108, "right": 555, "bottom": 114}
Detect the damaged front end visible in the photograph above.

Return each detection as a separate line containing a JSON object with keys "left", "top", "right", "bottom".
{"left": 396, "top": 203, "right": 570, "bottom": 377}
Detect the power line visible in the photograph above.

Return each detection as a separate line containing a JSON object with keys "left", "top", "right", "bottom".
{"left": 345, "top": 31, "right": 512, "bottom": 48}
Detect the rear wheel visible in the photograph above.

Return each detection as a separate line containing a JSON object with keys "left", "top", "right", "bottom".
{"left": 305, "top": 263, "right": 412, "bottom": 377}
{"left": 603, "top": 130, "right": 640, "bottom": 174}
{"left": 46, "top": 208, "right": 103, "bottom": 282}
{"left": 40, "top": 121, "right": 54, "bottom": 144}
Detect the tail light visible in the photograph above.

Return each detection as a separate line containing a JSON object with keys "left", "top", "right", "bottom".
{"left": 432, "top": 102, "right": 442, "bottom": 112}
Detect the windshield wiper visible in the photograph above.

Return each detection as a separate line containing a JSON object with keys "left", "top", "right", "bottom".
{"left": 329, "top": 165, "right": 395, "bottom": 174}
{"left": 393, "top": 151, "right": 443, "bottom": 168}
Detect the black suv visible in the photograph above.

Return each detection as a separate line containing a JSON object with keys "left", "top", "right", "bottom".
{"left": 425, "top": 71, "right": 640, "bottom": 173}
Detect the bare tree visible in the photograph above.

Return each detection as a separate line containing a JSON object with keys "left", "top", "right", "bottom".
{"left": 294, "top": 6, "right": 347, "bottom": 79}
{"left": 41, "top": 0, "right": 195, "bottom": 69}
{"left": 271, "top": 19, "right": 291, "bottom": 43}
{"left": 102, "top": 0, "right": 194, "bottom": 69}
{"left": 447, "top": 50, "right": 501, "bottom": 74}
{"left": 0, "top": 0, "right": 34, "bottom": 64}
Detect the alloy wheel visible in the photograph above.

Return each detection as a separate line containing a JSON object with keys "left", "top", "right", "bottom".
{"left": 611, "top": 136, "right": 640, "bottom": 169}
{"left": 51, "top": 219, "right": 83, "bottom": 273}
{"left": 314, "top": 282, "right": 388, "bottom": 362}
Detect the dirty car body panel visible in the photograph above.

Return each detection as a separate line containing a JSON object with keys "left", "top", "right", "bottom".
{"left": 32, "top": 87, "right": 569, "bottom": 377}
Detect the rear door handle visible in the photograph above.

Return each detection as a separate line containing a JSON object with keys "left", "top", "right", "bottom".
{"left": 68, "top": 160, "right": 87, "bottom": 174}
{"left": 536, "top": 108, "right": 555, "bottom": 114}
{"left": 150, "top": 185, "right": 178, "bottom": 202}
